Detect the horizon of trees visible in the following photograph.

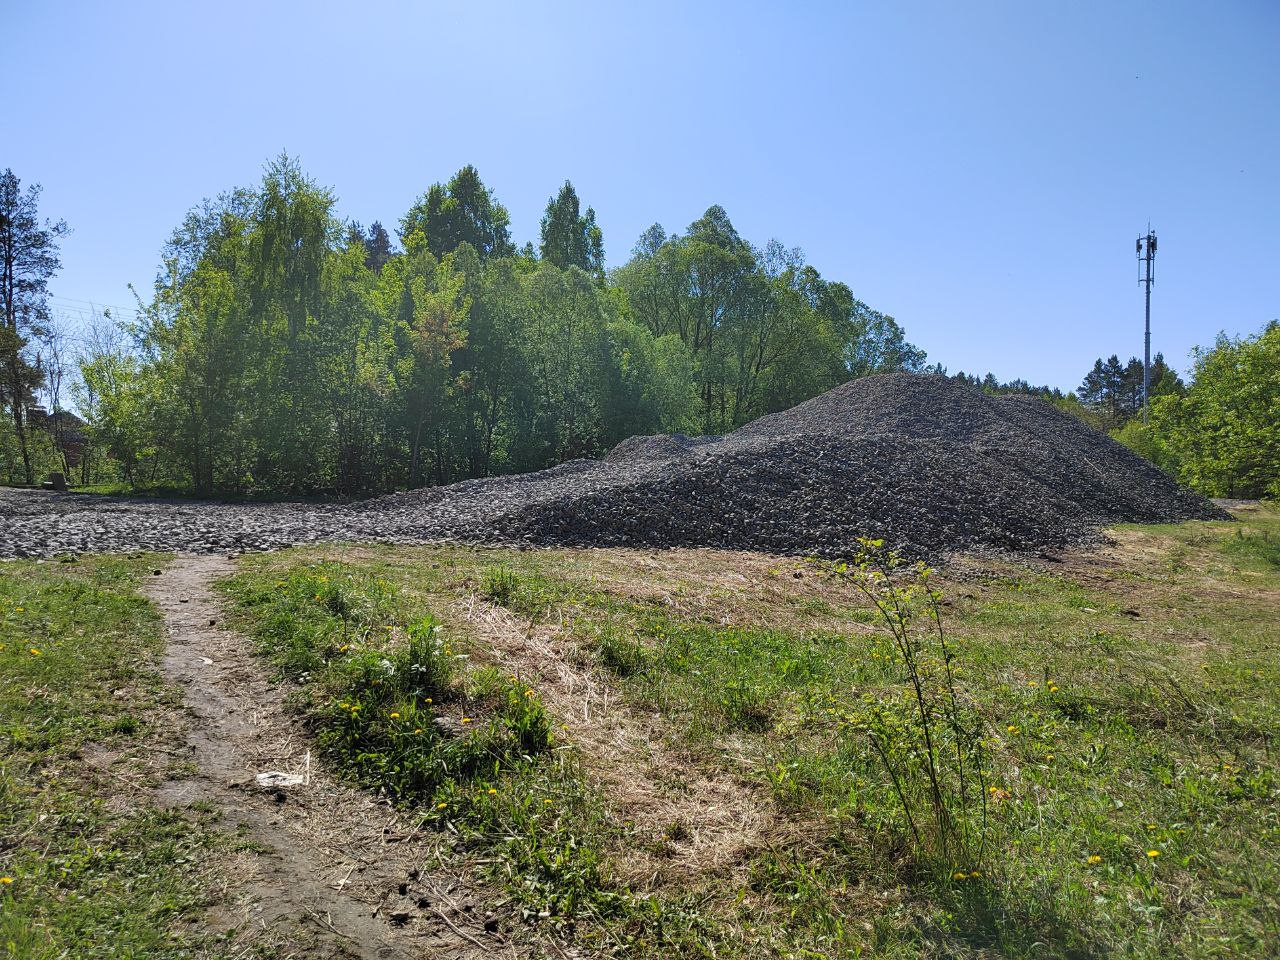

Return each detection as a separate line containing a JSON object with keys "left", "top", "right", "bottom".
{"left": 4, "top": 159, "right": 1276, "bottom": 502}
{"left": 2, "top": 157, "right": 928, "bottom": 495}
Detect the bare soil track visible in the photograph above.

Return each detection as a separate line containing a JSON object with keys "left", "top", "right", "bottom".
{"left": 145, "top": 556, "right": 511, "bottom": 959}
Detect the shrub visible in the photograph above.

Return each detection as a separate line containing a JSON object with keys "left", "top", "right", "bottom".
{"left": 820, "top": 539, "right": 989, "bottom": 877}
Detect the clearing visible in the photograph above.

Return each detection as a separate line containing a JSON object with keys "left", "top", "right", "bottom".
{"left": 2, "top": 503, "right": 1277, "bottom": 957}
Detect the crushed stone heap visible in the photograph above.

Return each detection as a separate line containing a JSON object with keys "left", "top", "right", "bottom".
{"left": 362, "top": 372, "right": 1226, "bottom": 558}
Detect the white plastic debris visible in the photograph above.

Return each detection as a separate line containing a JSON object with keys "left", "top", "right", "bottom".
{"left": 255, "top": 771, "right": 305, "bottom": 789}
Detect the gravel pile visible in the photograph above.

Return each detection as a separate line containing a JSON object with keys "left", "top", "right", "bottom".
{"left": 0, "top": 373, "right": 1226, "bottom": 559}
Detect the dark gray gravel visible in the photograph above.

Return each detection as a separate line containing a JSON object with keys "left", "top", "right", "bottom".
{"left": 0, "top": 373, "right": 1227, "bottom": 560}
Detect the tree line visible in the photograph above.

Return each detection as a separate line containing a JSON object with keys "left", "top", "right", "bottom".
{"left": 4, "top": 159, "right": 1275, "bottom": 501}
{"left": 2, "top": 159, "right": 925, "bottom": 494}
{"left": 1112, "top": 324, "right": 1280, "bottom": 499}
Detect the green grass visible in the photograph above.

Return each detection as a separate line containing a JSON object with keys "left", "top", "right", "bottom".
{"left": 217, "top": 505, "right": 1280, "bottom": 958}
{"left": 0, "top": 556, "right": 227, "bottom": 959}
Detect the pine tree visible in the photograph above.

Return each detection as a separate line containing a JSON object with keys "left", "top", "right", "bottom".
{"left": 400, "top": 166, "right": 513, "bottom": 261}
{"left": 539, "top": 181, "right": 604, "bottom": 275}
{"left": 0, "top": 169, "right": 67, "bottom": 484}
{"left": 364, "top": 221, "right": 393, "bottom": 273}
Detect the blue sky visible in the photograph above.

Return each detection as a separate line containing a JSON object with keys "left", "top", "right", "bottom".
{"left": 9, "top": 0, "right": 1278, "bottom": 390}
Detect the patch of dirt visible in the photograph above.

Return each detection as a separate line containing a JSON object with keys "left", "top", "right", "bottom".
{"left": 144, "top": 556, "right": 517, "bottom": 959}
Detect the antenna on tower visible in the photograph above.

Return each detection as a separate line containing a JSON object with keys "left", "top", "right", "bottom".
{"left": 1136, "top": 229, "right": 1157, "bottom": 423}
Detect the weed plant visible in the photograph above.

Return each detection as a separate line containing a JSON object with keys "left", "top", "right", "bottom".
{"left": 819, "top": 539, "right": 990, "bottom": 879}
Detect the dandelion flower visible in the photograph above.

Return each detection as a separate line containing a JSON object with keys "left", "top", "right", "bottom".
{"left": 969, "top": 870, "right": 981, "bottom": 878}
{"left": 390, "top": 712, "right": 400, "bottom": 719}
{"left": 1048, "top": 685, "right": 1059, "bottom": 693}
{"left": 952, "top": 871, "right": 967, "bottom": 880}
{"left": 29, "top": 648, "right": 41, "bottom": 656}
{"left": 425, "top": 698, "right": 433, "bottom": 705}
{"left": 437, "top": 802, "right": 448, "bottom": 809}
{"left": 1146, "top": 849, "right": 1161, "bottom": 858}
{"left": 1087, "top": 855, "right": 1102, "bottom": 865}
{"left": 487, "top": 788, "right": 497, "bottom": 794}
{"left": 543, "top": 798, "right": 553, "bottom": 804}
{"left": 1006, "top": 724, "right": 1019, "bottom": 734}
{"left": 461, "top": 717, "right": 471, "bottom": 724}
{"left": 0, "top": 877, "right": 12, "bottom": 885}
{"left": 1027, "top": 680, "right": 1038, "bottom": 687}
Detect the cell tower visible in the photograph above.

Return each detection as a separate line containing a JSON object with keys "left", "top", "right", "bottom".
{"left": 1136, "top": 228, "right": 1157, "bottom": 423}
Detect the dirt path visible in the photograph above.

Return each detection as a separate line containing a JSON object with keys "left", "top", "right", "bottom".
{"left": 145, "top": 556, "right": 510, "bottom": 959}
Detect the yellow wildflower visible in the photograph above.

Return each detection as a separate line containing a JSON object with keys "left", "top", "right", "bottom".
{"left": 1088, "top": 855, "right": 1102, "bottom": 864}
{"left": 487, "top": 788, "right": 497, "bottom": 794}
{"left": 952, "top": 871, "right": 967, "bottom": 880}
{"left": 29, "top": 648, "right": 41, "bottom": 656}
{"left": 389, "top": 712, "right": 400, "bottom": 719}
{"left": 461, "top": 717, "right": 471, "bottom": 724}
{"left": 1146, "top": 849, "right": 1161, "bottom": 858}
{"left": 437, "top": 802, "right": 447, "bottom": 809}
{"left": 414, "top": 728, "right": 423, "bottom": 734}
{"left": 0, "top": 877, "right": 12, "bottom": 885}
{"left": 1006, "top": 724, "right": 1019, "bottom": 734}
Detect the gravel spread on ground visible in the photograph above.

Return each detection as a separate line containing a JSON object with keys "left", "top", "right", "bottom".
{"left": 0, "top": 373, "right": 1227, "bottom": 559}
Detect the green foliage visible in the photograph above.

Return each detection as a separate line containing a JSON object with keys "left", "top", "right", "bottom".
{"left": 0, "top": 168, "right": 68, "bottom": 486}
{"left": 539, "top": 180, "right": 604, "bottom": 275}
{"left": 1075, "top": 353, "right": 1182, "bottom": 425}
{"left": 74, "top": 159, "right": 926, "bottom": 496}
{"left": 614, "top": 208, "right": 926, "bottom": 433}
{"left": 1147, "top": 322, "right": 1280, "bottom": 498}
{"left": 818, "top": 541, "right": 990, "bottom": 876}
{"left": 1112, "top": 417, "right": 1180, "bottom": 475}
{"left": 400, "top": 164, "right": 514, "bottom": 262}
{"left": 0, "top": 415, "right": 63, "bottom": 485}
{"left": 481, "top": 564, "right": 520, "bottom": 606}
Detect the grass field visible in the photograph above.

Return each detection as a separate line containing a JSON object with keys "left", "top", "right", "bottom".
{"left": 215, "top": 503, "right": 1280, "bottom": 958}
{"left": 2, "top": 505, "right": 1276, "bottom": 958}
{"left": 0, "top": 555, "right": 228, "bottom": 959}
